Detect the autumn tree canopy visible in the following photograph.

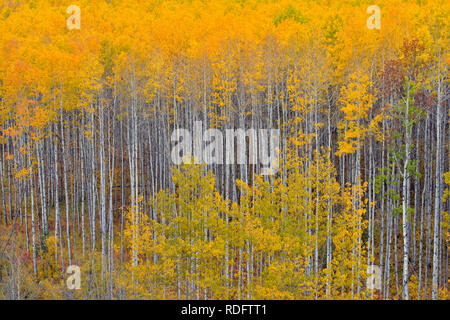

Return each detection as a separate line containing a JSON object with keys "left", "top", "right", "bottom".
{"left": 0, "top": 0, "right": 448, "bottom": 300}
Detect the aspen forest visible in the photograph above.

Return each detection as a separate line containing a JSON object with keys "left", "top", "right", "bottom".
{"left": 0, "top": 0, "right": 449, "bottom": 300}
